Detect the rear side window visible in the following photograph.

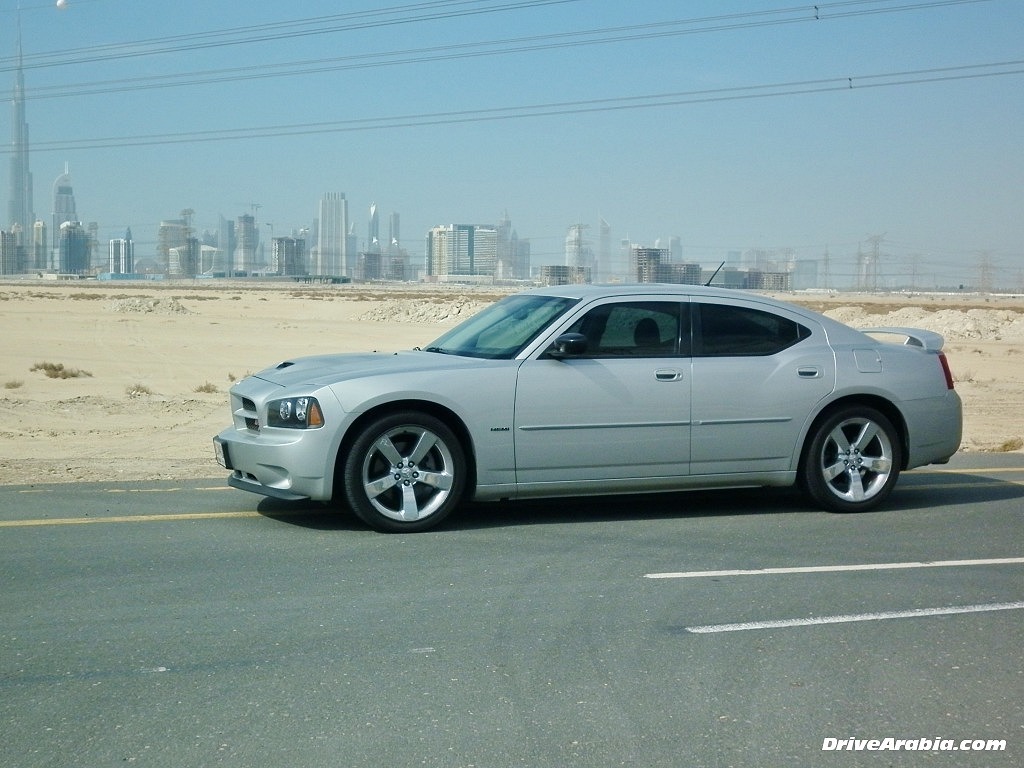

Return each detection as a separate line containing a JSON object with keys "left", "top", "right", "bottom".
{"left": 694, "top": 303, "right": 810, "bottom": 357}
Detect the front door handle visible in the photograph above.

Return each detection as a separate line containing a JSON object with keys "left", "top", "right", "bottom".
{"left": 655, "top": 368, "right": 684, "bottom": 382}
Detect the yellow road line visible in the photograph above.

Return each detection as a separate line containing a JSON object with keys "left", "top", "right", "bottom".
{"left": 919, "top": 467, "right": 1024, "bottom": 474}
{"left": 16, "top": 485, "right": 232, "bottom": 495}
{"left": 0, "top": 510, "right": 266, "bottom": 527}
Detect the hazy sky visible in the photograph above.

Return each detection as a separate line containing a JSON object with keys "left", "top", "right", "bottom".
{"left": 3, "top": 0, "right": 1022, "bottom": 286}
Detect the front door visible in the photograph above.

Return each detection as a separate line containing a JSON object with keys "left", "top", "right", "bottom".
{"left": 513, "top": 300, "right": 691, "bottom": 490}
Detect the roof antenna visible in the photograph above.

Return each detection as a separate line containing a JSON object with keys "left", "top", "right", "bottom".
{"left": 705, "top": 261, "right": 725, "bottom": 286}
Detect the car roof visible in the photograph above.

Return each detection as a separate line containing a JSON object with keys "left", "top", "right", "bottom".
{"left": 518, "top": 283, "right": 870, "bottom": 342}
{"left": 521, "top": 282, "right": 790, "bottom": 305}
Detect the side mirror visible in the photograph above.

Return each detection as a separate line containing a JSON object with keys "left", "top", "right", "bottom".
{"left": 546, "top": 332, "right": 588, "bottom": 359}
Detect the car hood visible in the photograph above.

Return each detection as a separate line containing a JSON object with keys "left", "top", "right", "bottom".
{"left": 250, "top": 350, "right": 489, "bottom": 389}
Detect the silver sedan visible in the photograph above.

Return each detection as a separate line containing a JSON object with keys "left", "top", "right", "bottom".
{"left": 213, "top": 284, "right": 962, "bottom": 532}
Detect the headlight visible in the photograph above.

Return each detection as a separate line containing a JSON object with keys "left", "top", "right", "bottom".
{"left": 266, "top": 396, "right": 324, "bottom": 429}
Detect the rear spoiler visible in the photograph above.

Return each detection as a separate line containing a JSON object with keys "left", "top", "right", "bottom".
{"left": 861, "top": 327, "right": 945, "bottom": 351}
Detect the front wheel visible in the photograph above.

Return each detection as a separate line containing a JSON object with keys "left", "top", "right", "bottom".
{"left": 800, "top": 406, "right": 902, "bottom": 513}
{"left": 343, "top": 411, "right": 466, "bottom": 532}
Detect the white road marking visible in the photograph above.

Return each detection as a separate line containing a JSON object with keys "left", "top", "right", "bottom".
{"left": 645, "top": 557, "right": 1024, "bottom": 580}
{"left": 686, "top": 601, "right": 1024, "bottom": 634}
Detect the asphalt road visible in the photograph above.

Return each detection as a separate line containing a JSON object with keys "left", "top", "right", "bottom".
{"left": 2, "top": 453, "right": 1022, "bottom": 768}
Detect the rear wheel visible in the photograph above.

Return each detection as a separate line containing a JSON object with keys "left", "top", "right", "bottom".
{"left": 801, "top": 406, "right": 902, "bottom": 513}
{"left": 343, "top": 411, "right": 466, "bottom": 532}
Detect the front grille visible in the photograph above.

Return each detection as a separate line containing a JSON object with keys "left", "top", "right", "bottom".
{"left": 240, "top": 397, "right": 260, "bottom": 431}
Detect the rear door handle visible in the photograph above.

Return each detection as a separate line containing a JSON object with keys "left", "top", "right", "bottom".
{"left": 798, "top": 366, "right": 822, "bottom": 378}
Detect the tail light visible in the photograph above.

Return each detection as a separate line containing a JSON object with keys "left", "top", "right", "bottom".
{"left": 937, "top": 352, "right": 955, "bottom": 390}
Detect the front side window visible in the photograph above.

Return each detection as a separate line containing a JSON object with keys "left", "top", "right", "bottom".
{"left": 424, "top": 294, "right": 578, "bottom": 359}
{"left": 562, "top": 301, "right": 684, "bottom": 357}
{"left": 695, "top": 303, "right": 810, "bottom": 356}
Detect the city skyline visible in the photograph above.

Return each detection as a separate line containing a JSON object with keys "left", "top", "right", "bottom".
{"left": 2, "top": 1, "right": 1023, "bottom": 288}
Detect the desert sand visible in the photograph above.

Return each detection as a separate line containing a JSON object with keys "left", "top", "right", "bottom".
{"left": 1, "top": 280, "right": 1021, "bottom": 487}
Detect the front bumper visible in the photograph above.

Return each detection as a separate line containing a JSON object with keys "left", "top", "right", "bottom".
{"left": 213, "top": 425, "right": 336, "bottom": 502}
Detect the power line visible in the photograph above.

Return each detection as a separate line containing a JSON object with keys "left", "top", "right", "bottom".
{"left": 0, "top": 0, "right": 997, "bottom": 99}
{"left": 5, "top": 59, "right": 1020, "bottom": 154}
{"left": 1, "top": 0, "right": 584, "bottom": 71}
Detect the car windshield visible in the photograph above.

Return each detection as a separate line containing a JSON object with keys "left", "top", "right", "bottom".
{"left": 423, "top": 294, "right": 578, "bottom": 359}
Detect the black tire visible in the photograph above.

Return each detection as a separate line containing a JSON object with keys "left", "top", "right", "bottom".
{"left": 343, "top": 411, "right": 466, "bottom": 532}
{"left": 800, "top": 405, "right": 902, "bottom": 513}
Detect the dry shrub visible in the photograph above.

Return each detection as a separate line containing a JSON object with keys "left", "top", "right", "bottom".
{"left": 992, "top": 437, "right": 1024, "bottom": 453}
{"left": 30, "top": 362, "right": 93, "bottom": 379}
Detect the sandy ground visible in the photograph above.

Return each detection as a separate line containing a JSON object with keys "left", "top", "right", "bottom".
{"left": 1, "top": 280, "right": 1021, "bottom": 487}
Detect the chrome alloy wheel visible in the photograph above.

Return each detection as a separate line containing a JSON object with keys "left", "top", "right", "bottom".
{"left": 817, "top": 415, "right": 896, "bottom": 504}
{"left": 360, "top": 424, "right": 457, "bottom": 523}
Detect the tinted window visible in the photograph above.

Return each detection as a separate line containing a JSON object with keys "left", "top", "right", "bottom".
{"left": 695, "top": 303, "right": 809, "bottom": 357}
{"left": 563, "top": 301, "right": 685, "bottom": 357}
{"left": 425, "top": 294, "right": 578, "bottom": 359}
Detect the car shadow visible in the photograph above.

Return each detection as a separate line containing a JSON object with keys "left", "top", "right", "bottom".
{"left": 882, "top": 469, "right": 1024, "bottom": 511}
{"left": 255, "top": 469, "right": 1023, "bottom": 532}
{"left": 255, "top": 497, "right": 366, "bottom": 530}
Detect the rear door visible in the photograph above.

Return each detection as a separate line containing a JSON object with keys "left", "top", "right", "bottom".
{"left": 689, "top": 299, "right": 836, "bottom": 475}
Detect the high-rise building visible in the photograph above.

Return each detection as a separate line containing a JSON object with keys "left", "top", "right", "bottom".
{"left": 6, "top": 25, "right": 34, "bottom": 246}
{"left": 597, "top": 218, "right": 613, "bottom": 282}
{"left": 425, "top": 224, "right": 498, "bottom": 279}
{"left": 423, "top": 222, "right": 507, "bottom": 282}
{"left": 87, "top": 221, "right": 99, "bottom": 271}
{"left": 32, "top": 219, "right": 47, "bottom": 271}
{"left": 312, "top": 193, "right": 348, "bottom": 276}
{"left": 565, "top": 224, "right": 594, "bottom": 281}
{"left": 108, "top": 229, "right": 135, "bottom": 274}
{"left": 388, "top": 212, "right": 400, "bottom": 250}
{"left": 632, "top": 246, "right": 702, "bottom": 284}
{"left": 494, "top": 211, "right": 530, "bottom": 280}
{"left": 0, "top": 229, "right": 17, "bottom": 275}
{"left": 232, "top": 213, "right": 258, "bottom": 274}
{"left": 51, "top": 165, "right": 76, "bottom": 265}
{"left": 214, "top": 215, "right": 235, "bottom": 275}
{"left": 58, "top": 221, "right": 90, "bottom": 275}
{"left": 367, "top": 203, "right": 381, "bottom": 254}
{"left": 272, "top": 236, "right": 306, "bottom": 276}
{"left": 495, "top": 212, "right": 512, "bottom": 280}
{"left": 376, "top": 212, "right": 409, "bottom": 280}
{"left": 157, "top": 219, "right": 187, "bottom": 273}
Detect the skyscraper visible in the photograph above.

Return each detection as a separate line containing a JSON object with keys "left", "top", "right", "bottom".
{"left": 564, "top": 223, "right": 594, "bottom": 280}
{"left": 108, "top": 228, "right": 135, "bottom": 274}
{"left": 425, "top": 224, "right": 497, "bottom": 278}
{"left": 271, "top": 236, "right": 306, "bottom": 276}
{"left": 32, "top": 219, "right": 47, "bottom": 271}
{"left": 157, "top": 218, "right": 188, "bottom": 273}
{"left": 51, "top": 165, "right": 76, "bottom": 264}
{"left": 0, "top": 229, "right": 16, "bottom": 275}
{"left": 313, "top": 193, "right": 348, "bottom": 277}
{"left": 231, "top": 214, "right": 256, "bottom": 274}
{"left": 367, "top": 203, "right": 381, "bottom": 254}
{"left": 58, "top": 221, "right": 89, "bottom": 275}
{"left": 6, "top": 23, "right": 34, "bottom": 245}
